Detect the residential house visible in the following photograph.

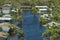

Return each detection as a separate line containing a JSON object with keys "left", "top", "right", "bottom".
{"left": 35, "top": 6, "right": 52, "bottom": 13}
{"left": 40, "top": 14, "right": 50, "bottom": 20}
{"left": 2, "top": 4, "right": 12, "bottom": 15}
{"left": 0, "top": 22, "right": 19, "bottom": 40}
{"left": 43, "top": 21, "right": 60, "bottom": 28}
{"left": 0, "top": 4, "right": 12, "bottom": 21}
{"left": 47, "top": 22, "right": 60, "bottom": 27}
{"left": 35, "top": 6, "right": 48, "bottom": 13}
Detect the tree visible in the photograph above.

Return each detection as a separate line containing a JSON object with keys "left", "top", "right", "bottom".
{"left": 10, "top": 8, "right": 22, "bottom": 27}
{"left": 17, "top": 29, "right": 24, "bottom": 38}
{"left": 16, "top": 8, "right": 22, "bottom": 27}
{"left": 41, "top": 0, "right": 60, "bottom": 40}
{"left": 31, "top": 6, "right": 38, "bottom": 21}
{"left": 3, "top": 22, "right": 24, "bottom": 37}
{"left": 0, "top": 27, "right": 2, "bottom": 31}
{"left": 39, "top": 17, "right": 47, "bottom": 25}
{"left": 42, "top": 25, "right": 60, "bottom": 40}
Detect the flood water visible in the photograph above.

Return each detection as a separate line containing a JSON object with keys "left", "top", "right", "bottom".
{"left": 22, "top": 10, "right": 45, "bottom": 40}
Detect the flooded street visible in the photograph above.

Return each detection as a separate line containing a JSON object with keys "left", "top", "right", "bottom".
{"left": 22, "top": 10, "right": 45, "bottom": 40}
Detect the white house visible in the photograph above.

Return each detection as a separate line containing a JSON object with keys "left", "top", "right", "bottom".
{"left": 35, "top": 6, "right": 48, "bottom": 9}
{"left": 0, "top": 17, "right": 11, "bottom": 20}
{"left": 47, "top": 21, "right": 60, "bottom": 26}
{"left": 35, "top": 6, "right": 52, "bottom": 13}
{"left": 0, "top": 15, "right": 11, "bottom": 20}
{"left": 40, "top": 14, "right": 50, "bottom": 20}
{"left": 41, "top": 14, "right": 48, "bottom": 18}
{"left": 35, "top": 6, "right": 48, "bottom": 12}
{"left": 0, "top": 4, "right": 12, "bottom": 20}
{"left": 0, "top": 22, "right": 19, "bottom": 40}
{"left": 2, "top": 4, "right": 12, "bottom": 15}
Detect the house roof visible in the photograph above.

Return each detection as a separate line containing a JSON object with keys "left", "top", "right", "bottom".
{"left": 0, "top": 23, "right": 10, "bottom": 32}
{"left": 35, "top": 6, "right": 48, "bottom": 8}
{"left": 0, "top": 23, "right": 11, "bottom": 32}
{"left": 0, "top": 17, "right": 11, "bottom": 20}
{"left": 2, "top": 26, "right": 10, "bottom": 32}
{"left": 41, "top": 14, "right": 48, "bottom": 18}
{"left": 0, "top": 22, "right": 17, "bottom": 38}
{"left": 0, "top": 22, "right": 16, "bottom": 29}
{"left": 2, "top": 4, "right": 12, "bottom": 10}
{"left": 3, "top": 4, "right": 12, "bottom": 7}
{"left": 11, "top": 10, "right": 17, "bottom": 12}
{"left": 39, "top": 9, "right": 47, "bottom": 11}
{"left": 48, "top": 21, "right": 60, "bottom": 26}
{"left": 0, "top": 32, "right": 7, "bottom": 38}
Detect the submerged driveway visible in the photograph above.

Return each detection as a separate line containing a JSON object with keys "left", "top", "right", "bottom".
{"left": 22, "top": 10, "right": 45, "bottom": 40}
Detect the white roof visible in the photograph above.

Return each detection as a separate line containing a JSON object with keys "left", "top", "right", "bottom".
{"left": 39, "top": 9, "right": 47, "bottom": 11}
{"left": 2, "top": 26, "right": 10, "bottom": 32}
{"left": 50, "top": 14, "right": 53, "bottom": 17}
{"left": 11, "top": 10, "right": 17, "bottom": 12}
{"left": 39, "top": 9, "right": 52, "bottom": 11}
{"left": 35, "top": 6, "right": 48, "bottom": 8}
{"left": 3, "top": 4, "right": 12, "bottom": 7}
{"left": 41, "top": 14, "right": 51, "bottom": 20}
{"left": 41, "top": 14, "right": 48, "bottom": 17}
{"left": 48, "top": 21, "right": 60, "bottom": 26}
{"left": 0, "top": 17, "right": 11, "bottom": 20}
